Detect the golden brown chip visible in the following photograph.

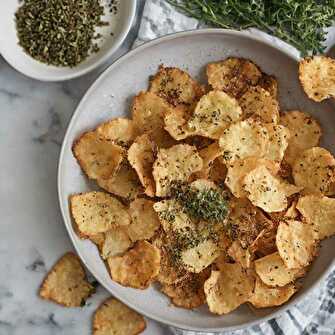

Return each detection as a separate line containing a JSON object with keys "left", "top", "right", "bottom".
{"left": 39, "top": 252, "right": 94, "bottom": 307}
{"left": 225, "top": 157, "right": 279, "bottom": 198}
{"left": 131, "top": 91, "right": 176, "bottom": 148}
{"left": 93, "top": 297, "right": 146, "bottom": 335}
{"left": 186, "top": 91, "right": 243, "bottom": 139}
{"left": 101, "top": 227, "right": 132, "bottom": 259}
{"left": 239, "top": 86, "right": 280, "bottom": 123}
{"left": 96, "top": 118, "right": 140, "bottom": 148}
{"left": 264, "top": 124, "right": 290, "bottom": 163}
{"left": 108, "top": 241, "right": 160, "bottom": 289}
{"left": 97, "top": 160, "right": 143, "bottom": 201}
{"left": 153, "top": 235, "right": 189, "bottom": 285}
{"left": 206, "top": 58, "right": 262, "bottom": 98}
{"left": 72, "top": 130, "right": 124, "bottom": 180}
{"left": 204, "top": 264, "right": 255, "bottom": 314}
{"left": 128, "top": 134, "right": 156, "bottom": 197}
{"left": 219, "top": 119, "right": 269, "bottom": 164}
{"left": 248, "top": 277, "right": 296, "bottom": 308}
{"left": 249, "top": 225, "right": 277, "bottom": 257}
{"left": 161, "top": 270, "right": 209, "bottom": 309}
{"left": 194, "top": 142, "right": 223, "bottom": 180}
{"left": 127, "top": 198, "right": 161, "bottom": 242}
{"left": 181, "top": 239, "right": 221, "bottom": 273}
{"left": 243, "top": 165, "right": 288, "bottom": 212}
{"left": 258, "top": 74, "right": 278, "bottom": 98}
{"left": 227, "top": 197, "right": 272, "bottom": 248}
{"left": 227, "top": 241, "right": 253, "bottom": 268}
{"left": 152, "top": 144, "right": 203, "bottom": 197}
{"left": 208, "top": 157, "right": 227, "bottom": 185}
{"left": 280, "top": 110, "right": 322, "bottom": 165}
{"left": 149, "top": 65, "right": 205, "bottom": 107}
{"left": 299, "top": 55, "right": 335, "bottom": 102}
{"left": 154, "top": 199, "right": 194, "bottom": 232}
{"left": 276, "top": 220, "right": 318, "bottom": 269}
{"left": 70, "top": 192, "right": 130, "bottom": 238}
{"left": 254, "top": 252, "right": 304, "bottom": 287}
{"left": 292, "top": 147, "right": 335, "bottom": 195}
{"left": 297, "top": 194, "right": 335, "bottom": 239}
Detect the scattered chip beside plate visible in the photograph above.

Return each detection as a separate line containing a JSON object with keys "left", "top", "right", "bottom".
{"left": 39, "top": 252, "right": 94, "bottom": 307}
{"left": 93, "top": 297, "right": 146, "bottom": 335}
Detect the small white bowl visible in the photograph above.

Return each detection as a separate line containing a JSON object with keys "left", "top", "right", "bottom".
{"left": 0, "top": 0, "right": 136, "bottom": 81}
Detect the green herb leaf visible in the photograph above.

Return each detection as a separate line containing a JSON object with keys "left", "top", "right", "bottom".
{"left": 167, "top": 0, "right": 335, "bottom": 56}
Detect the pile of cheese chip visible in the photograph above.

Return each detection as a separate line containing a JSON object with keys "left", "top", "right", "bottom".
{"left": 70, "top": 58, "right": 335, "bottom": 315}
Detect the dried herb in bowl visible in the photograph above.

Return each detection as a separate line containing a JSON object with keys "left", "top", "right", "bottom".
{"left": 167, "top": 0, "right": 335, "bottom": 56}
{"left": 15, "top": 0, "right": 108, "bottom": 67}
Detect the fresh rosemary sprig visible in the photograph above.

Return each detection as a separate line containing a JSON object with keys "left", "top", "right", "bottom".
{"left": 167, "top": 0, "right": 335, "bottom": 56}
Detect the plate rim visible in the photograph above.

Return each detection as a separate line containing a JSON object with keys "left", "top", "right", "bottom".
{"left": 0, "top": 0, "right": 137, "bottom": 82}
{"left": 57, "top": 28, "right": 335, "bottom": 332}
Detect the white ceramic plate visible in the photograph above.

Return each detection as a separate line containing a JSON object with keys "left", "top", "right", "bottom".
{"left": 58, "top": 29, "right": 335, "bottom": 332}
{"left": 0, "top": 0, "right": 136, "bottom": 81}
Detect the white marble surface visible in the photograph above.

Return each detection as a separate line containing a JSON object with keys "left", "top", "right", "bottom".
{"left": 1, "top": 0, "right": 335, "bottom": 334}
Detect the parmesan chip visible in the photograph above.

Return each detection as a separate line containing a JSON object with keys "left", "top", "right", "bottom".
{"left": 299, "top": 55, "right": 335, "bottom": 102}
{"left": 90, "top": 233, "right": 105, "bottom": 252}
{"left": 128, "top": 134, "right": 156, "bottom": 197}
{"left": 248, "top": 277, "right": 296, "bottom": 308}
{"left": 187, "top": 91, "right": 243, "bottom": 139}
{"left": 70, "top": 192, "right": 130, "bottom": 238}
{"left": 297, "top": 194, "right": 335, "bottom": 239}
{"left": 219, "top": 119, "right": 269, "bottom": 164}
{"left": 249, "top": 225, "right": 277, "bottom": 257}
{"left": 97, "top": 161, "right": 143, "bottom": 201}
{"left": 39, "top": 252, "right": 94, "bottom": 307}
{"left": 225, "top": 157, "right": 279, "bottom": 198}
{"left": 276, "top": 220, "right": 318, "bottom": 269}
{"left": 227, "top": 197, "right": 272, "bottom": 248}
{"left": 152, "top": 144, "right": 203, "bottom": 197}
{"left": 258, "top": 74, "right": 278, "bottom": 98}
{"left": 154, "top": 199, "right": 193, "bottom": 232}
{"left": 292, "top": 147, "right": 335, "bottom": 195}
{"left": 153, "top": 235, "right": 189, "bottom": 285}
{"left": 280, "top": 110, "right": 322, "bottom": 164}
{"left": 264, "top": 124, "right": 290, "bottom": 163}
{"left": 127, "top": 198, "right": 161, "bottom": 242}
{"left": 239, "top": 86, "right": 280, "bottom": 123}
{"left": 96, "top": 118, "right": 140, "bottom": 148}
{"left": 207, "top": 58, "right": 262, "bottom": 98}
{"left": 254, "top": 252, "right": 304, "bottom": 287}
{"left": 108, "top": 241, "right": 160, "bottom": 289}
{"left": 101, "top": 227, "right": 132, "bottom": 259}
{"left": 72, "top": 130, "right": 124, "bottom": 180}
{"left": 204, "top": 264, "right": 255, "bottom": 314}
{"left": 149, "top": 65, "right": 204, "bottom": 107}
{"left": 227, "top": 241, "right": 253, "bottom": 268}
{"left": 131, "top": 91, "right": 176, "bottom": 148}
{"left": 243, "top": 166, "right": 287, "bottom": 212}
{"left": 93, "top": 298, "right": 146, "bottom": 335}
{"left": 181, "top": 239, "right": 221, "bottom": 273}
{"left": 194, "top": 142, "right": 223, "bottom": 180}
{"left": 161, "top": 270, "right": 209, "bottom": 309}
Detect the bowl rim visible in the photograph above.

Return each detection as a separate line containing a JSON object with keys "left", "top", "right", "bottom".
{"left": 0, "top": 0, "right": 137, "bottom": 82}
{"left": 57, "top": 28, "right": 335, "bottom": 332}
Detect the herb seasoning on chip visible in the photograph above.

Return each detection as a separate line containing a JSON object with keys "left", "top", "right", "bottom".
{"left": 15, "top": 0, "right": 108, "bottom": 67}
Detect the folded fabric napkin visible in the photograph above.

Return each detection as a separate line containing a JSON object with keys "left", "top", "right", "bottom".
{"left": 134, "top": 1, "right": 335, "bottom": 334}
